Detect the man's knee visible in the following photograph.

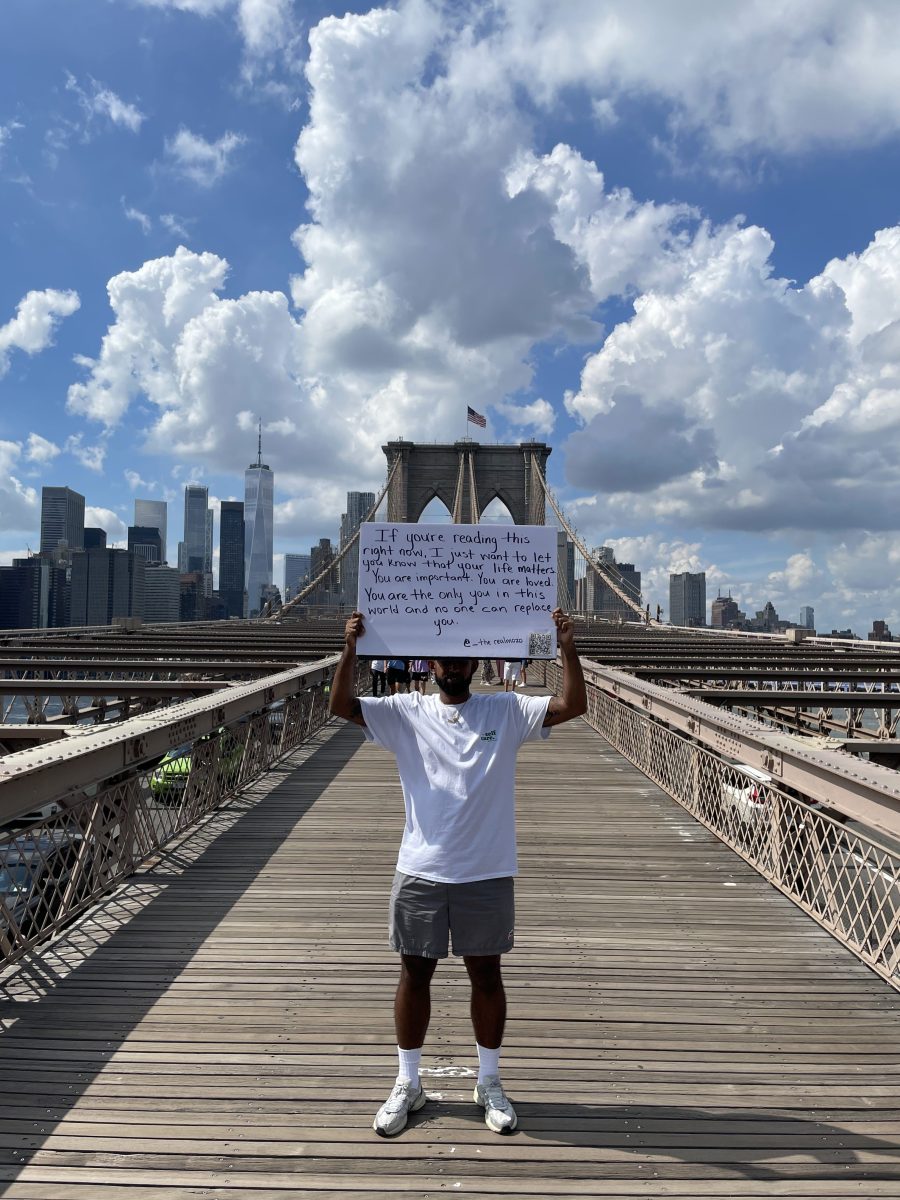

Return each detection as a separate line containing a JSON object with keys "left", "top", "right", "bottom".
{"left": 464, "top": 954, "right": 504, "bottom": 992}
{"left": 400, "top": 954, "right": 438, "bottom": 988}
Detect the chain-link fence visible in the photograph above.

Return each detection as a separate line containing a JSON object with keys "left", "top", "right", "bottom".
{"left": 0, "top": 662, "right": 353, "bottom": 968}
{"left": 540, "top": 659, "right": 900, "bottom": 990}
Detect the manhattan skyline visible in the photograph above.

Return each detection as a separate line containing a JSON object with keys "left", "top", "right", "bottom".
{"left": 3, "top": 2, "right": 900, "bottom": 633}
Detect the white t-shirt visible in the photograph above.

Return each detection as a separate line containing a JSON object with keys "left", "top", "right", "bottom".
{"left": 359, "top": 691, "right": 551, "bottom": 883}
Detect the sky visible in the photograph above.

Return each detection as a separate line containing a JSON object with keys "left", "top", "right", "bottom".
{"left": 2, "top": 0, "right": 900, "bottom": 631}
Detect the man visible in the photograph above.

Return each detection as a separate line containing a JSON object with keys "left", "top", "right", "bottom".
{"left": 329, "top": 608, "right": 587, "bottom": 1137}
{"left": 502, "top": 659, "right": 522, "bottom": 692}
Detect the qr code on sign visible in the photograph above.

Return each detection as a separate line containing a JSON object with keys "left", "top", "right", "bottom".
{"left": 528, "top": 632, "right": 553, "bottom": 657}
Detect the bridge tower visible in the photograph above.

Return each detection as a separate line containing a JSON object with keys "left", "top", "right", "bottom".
{"left": 383, "top": 440, "right": 551, "bottom": 524}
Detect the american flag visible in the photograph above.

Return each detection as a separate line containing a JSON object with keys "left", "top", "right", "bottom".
{"left": 467, "top": 405, "right": 487, "bottom": 428}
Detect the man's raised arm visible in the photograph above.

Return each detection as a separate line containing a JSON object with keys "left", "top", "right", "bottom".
{"left": 329, "top": 611, "right": 367, "bottom": 727}
{"left": 543, "top": 608, "right": 588, "bottom": 727}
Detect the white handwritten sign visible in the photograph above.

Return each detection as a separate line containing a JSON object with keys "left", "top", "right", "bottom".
{"left": 356, "top": 522, "right": 558, "bottom": 658}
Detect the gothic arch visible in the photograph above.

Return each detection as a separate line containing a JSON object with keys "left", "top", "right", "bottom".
{"left": 384, "top": 440, "right": 551, "bottom": 525}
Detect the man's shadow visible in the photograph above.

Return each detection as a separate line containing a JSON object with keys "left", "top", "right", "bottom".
{"left": 408, "top": 1099, "right": 900, "bottom": 1181}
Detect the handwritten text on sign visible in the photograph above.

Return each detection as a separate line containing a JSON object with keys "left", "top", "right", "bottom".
{"left": 356, "top": 523, "right": 558, "bottom": 658}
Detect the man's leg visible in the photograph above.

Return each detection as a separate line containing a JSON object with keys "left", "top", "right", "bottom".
{"left": 374, "top": 954, "right": 436, "bottom": 1137}
{"left": 464, "top": 954, "right": 505, "bottom": 1048}
{"left": 396, "top": 953, "right": 437, "bottom": 1050}
{"left": 465, "top": 955, "right": 517, "bottom": 1133}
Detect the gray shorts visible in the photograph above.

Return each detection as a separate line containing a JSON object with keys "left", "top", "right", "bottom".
{"left": 388, "top": 872, "right": 515, "bottom": 959}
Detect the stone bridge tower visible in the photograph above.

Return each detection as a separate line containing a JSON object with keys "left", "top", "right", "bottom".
{"left": 383, "top": 440, "right": 551, "bottom": 524}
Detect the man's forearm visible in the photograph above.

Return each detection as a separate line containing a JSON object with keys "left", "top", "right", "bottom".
{"left": 330, "top": 643, "right": 360, "bottom": 718}
{"left": 559, "top": 645, "right": 587, "bottom": 716}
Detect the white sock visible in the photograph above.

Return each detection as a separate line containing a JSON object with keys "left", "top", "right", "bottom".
{"left": 397, "top": 1046, "right": 422, "bottom": 1087}
{"left": 476, "top": 1043, "right": 500, "bottom": 1082}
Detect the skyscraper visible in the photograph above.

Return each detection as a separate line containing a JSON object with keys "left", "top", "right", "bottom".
{"left": 39, "top": 486, "right": 85, "bottom": 556}
{"left": 182, "top": 485, "right": 210, "bottom": 574}
{"left": 219, "top": 501, "right": 246, "bottom": 618}
{"left": 800, "top": 605, "right": 815, "bottom": 630}
{"left": 69, "top": 549, "right": 145, "bottom": 626}
{"left": 134, "top": 499, "right": 168, "bottom": 563}
{"left": 669, "top": 571, "right": 706, "bottom": 627}
{"left": 244, "top": 425, "right": 274, "bottom": 618}
{"left": 284, "top": 553, "right": 311, "bottom": 598}
{"left": 128, "top": 526, "right": 163, "bottom": 562}
{"left": 339, "top": 490, "right": 375, "bottom": 605}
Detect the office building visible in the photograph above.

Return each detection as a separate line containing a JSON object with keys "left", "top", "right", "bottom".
{"left": 70, "top": 549, "right": 145, "bottom": 626}
{"left": 339, "top": 490, "right": 375, "bottom": 605}
{"left": 182, "top": 484, "right": 211, "bottom": 574}
{"left": 712, "top": 593, "right": 743, "bottom": 628}
{"left": 39, "top": 486, "right": 85, "bottom": 557}
{"left": 0, "top": 557, "right": 68, "bottom": 629}
{"left": 83, "top": 527, "right": 107, "bottom": 550}
{"left": 128, "top": 525, "right": 163, "bottom": 563}
{"left": 800, "top": 605, "right": 815, "bottom": 630}
{"left": 669, "top": 571, "right": 706, "bottom": 627}
{"left": 869, "top": 619, "right": 892, "bottom": 643}
{"left": 143, "top": 564, "right": 181, "bottom": 623}
{"left": 284, "top": 553, "right": 311, "bottom": 599}
{"left": 134, "top": 499, "right": 168, "bottom": 563}
{"left": 219, "top": 501, "right": 246, "bottom": 619}
{"left": 585, "top": 547, "right": 641, "bottom": 619}
{"left": 244, "top": 426, "right": 274, "bottom": 618}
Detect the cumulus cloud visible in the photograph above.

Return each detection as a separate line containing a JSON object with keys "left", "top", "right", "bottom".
{"left": 25, "top": 434, "right": 61, "bottom": 464}
{"left": 123, "top": 200, "right": 152, "bottom": 234}
{"left": 0, "top": 442, "right": 39, "bottom": 534}
{"left": 484, "top": 0, "right": 900, "bottom": 158}
{"left": 0, "top": 288, "right": 80, "bottom": 377}
{"left": 136, "top": 0, "right": 297, "bottom": 64}
{"left": 65, "top": 434, "right": 106, "bottom": 472}
{"left": 124, "top": 469, "right": 152, "bottom": 490}
{"left": 65, "top": 73, "right": 145, "bottom": 133}
{"left": 561, "top": 218, "right": 900, "bottom": 537}
{"left": 164, "top": 127, "right": 247, "bottom": 185}
{"left": 85, "top": 506, "right": 127, "bottom": 541}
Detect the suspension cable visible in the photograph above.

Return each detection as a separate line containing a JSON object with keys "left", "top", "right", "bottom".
{"left": 268, "top": 454, "right": 402, "bottom": 621}
{"left": 536, "top": 472, "right": 651, "bottom": 621}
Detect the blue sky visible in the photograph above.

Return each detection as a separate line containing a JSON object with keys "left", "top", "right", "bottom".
{"left": 3, "top": 0, "right": 900, "bottom": 630}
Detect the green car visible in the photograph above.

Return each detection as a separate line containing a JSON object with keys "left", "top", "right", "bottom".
{"left": 149, "top": 730, "right": 244, "bottom": 805}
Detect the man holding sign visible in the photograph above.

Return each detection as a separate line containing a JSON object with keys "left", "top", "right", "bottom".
{"left": 329, "top": 605, "right": 586, "bottom": 1137}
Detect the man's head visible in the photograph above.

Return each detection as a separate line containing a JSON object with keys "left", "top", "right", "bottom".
{"left": 428, "top": 657, "right": 479, "bottom": 699}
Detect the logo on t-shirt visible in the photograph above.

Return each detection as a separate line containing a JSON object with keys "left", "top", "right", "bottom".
{"left": 480, "top": 729, "right": 497, "bottom": 741}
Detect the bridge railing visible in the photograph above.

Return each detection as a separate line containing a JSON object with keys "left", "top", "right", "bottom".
{"left": 0, "top": 654, "right": 348, "bottom": 969}
{"left": 540, "top": 658, "right": 900, "bottom": 990}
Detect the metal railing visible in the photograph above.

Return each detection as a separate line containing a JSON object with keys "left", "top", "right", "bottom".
{"left": 0, "top": 655, "right": 349, "bottom": 968}
{"left": 540, "top": 658, "right": 900, "bottom": 990}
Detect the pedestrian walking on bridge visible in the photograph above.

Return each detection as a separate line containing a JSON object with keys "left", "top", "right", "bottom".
{"left": 330, "top": 609, "right": 587, "bottom": 1136}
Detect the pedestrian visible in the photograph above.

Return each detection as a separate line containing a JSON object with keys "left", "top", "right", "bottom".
{"left": 370, "top": 659, "right": 387, "bottom": 697}
{"left": 329, "top": 610, "right": 587, "bottom": 1137}
{"left": 480, "top": 659, "right": 496, "bottom": 685}
{"left": 409, "top": 658, "right": 429, "bottom": 694}
{"left": 494, "top": 658, "right": 504, "bottom": 685}
{"left": 502, "top": 659, "right": 522, "bottom": 692}
{"left": 387, "top": 657, "right": 410, "bottom": 694}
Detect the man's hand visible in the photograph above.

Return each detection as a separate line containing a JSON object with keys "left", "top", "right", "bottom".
{"left": 544, "top": 609, "right": 586, "bottom": 726}
{"left": 331, "top": 612, "right": 367, "bottom": 726}
{"left": 344, "top": 611, "right": 365, "bottom": 650}
{"left": 552, "top": 608, "right": 576, "bottom": 655}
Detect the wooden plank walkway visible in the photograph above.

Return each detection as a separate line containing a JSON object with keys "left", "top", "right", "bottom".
{"left": 2, "top": 695, "right": 900, "bottom": 1197}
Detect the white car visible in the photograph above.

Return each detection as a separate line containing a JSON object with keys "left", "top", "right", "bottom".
{"left": 720, "top": 764, "right": 773, "bottom": 828}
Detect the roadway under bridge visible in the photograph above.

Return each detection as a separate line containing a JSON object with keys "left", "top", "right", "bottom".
{"left": 1, "top": 616, "right": 900, "bottom": 1195}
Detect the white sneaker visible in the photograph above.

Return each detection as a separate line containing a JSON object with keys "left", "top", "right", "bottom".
{"left": 372, "top": 1078, "right": 426, "bottom": 1137}
{"left": 474, "top": 1074, "right": 517, "bottom": 1133}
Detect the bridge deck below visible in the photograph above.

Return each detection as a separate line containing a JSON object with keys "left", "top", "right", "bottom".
{"left": 3, "top": 698, "right": 900, "bottom": 1197}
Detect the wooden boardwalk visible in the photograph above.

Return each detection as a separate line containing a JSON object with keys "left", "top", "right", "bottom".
{"left": 3, "top": 696, "right": 900, "bottom": 1197}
